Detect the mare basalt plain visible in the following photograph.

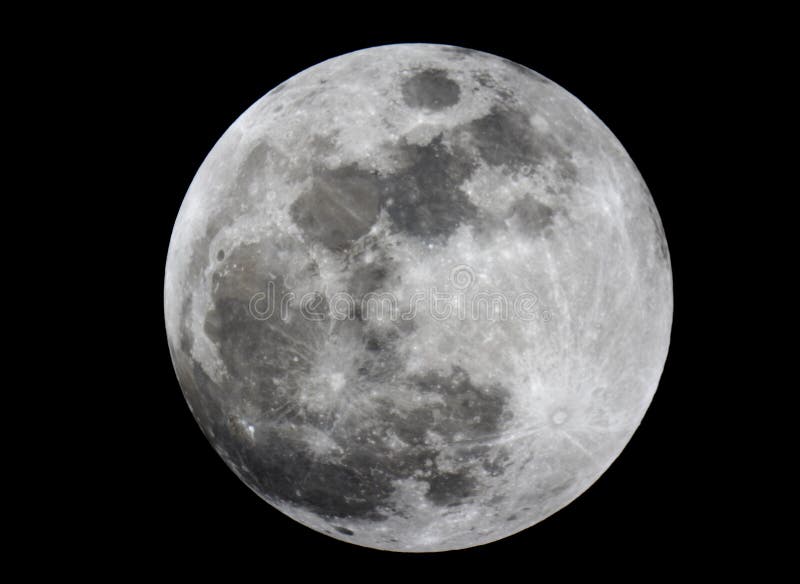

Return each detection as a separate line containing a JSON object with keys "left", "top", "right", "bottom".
{"left": 164, "top": 44, "right": 673, "bottom": 552}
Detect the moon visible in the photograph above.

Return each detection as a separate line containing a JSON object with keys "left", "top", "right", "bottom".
{"left": 164, "top": 44, "right": 672, "bottom": 552}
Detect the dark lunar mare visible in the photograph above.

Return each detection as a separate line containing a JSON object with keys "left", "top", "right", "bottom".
{"left": 381, "top": 135, "right": 478, "bottom": 240}
{"left": 467, "top": 106, "right": 577, "bottom": 181}
{"left": 507, "top": 195, "right": 557, "bottom": 236}
{"left": 173, "top": 236, "right": 517, "bottom": 525}
{"left": 401, "top": 69, "right": 461, "bottom": 111}
{"left": 290, "top": 101, "right": 576, "bottom": 253}
{"left": 290, "top": 134, "right": 479, "bottom": 250}
{"left": 290, "top": 163, "right": 383, "bottom": 252}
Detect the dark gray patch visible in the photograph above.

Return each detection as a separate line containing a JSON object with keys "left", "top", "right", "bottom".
{"left": 507, "top": 195, "right": 556, "bottom": 236}
{"left": 239, "top": 138, "right": 308, "bottom": 187}
{"left": 357, "top": 347, "right": 401, "bottom": 382}
{"left": 380, "top": 135, "right": 478, "bottom": 240}
{"left": 412, "top": 366, "right": 512, "bottom": 437}
{"left": 426, "top": 471, "right": 477, "bottom": 506}
{"left": 290, "top": 163, "right": 382, "bottom": 251}
{"left": 506, "top": 514, "right": 518, "bottom": 521}
{"left": 203, "top": 242, "right": 323, "bottom": 416}
{"left": 352, "top": 322, "right": 412, "bottom": 384}
{"left": 467, "top": 106, "right": 576, "bottom": 181}
{"left": 271, "top": 82, "right": 287, "bottom": 94}
{"left": 354, "top": 263, "right": 388, "bottom": 293}
{"left": 347, "top": 261, "right": 391, "bottom": 321}
{"left": 364, "top": 327, "right": 397, "bottom": 353}
{"left": 470, "top": 209, "right": 510, "bottom": 240}
{"left": 402, "top": 69, "right": 461, "bottom": 111}
{"left": 188, "top": 348, "right": 514, "bottom": 519}
{"left": 199, "top": 402, "right": 395, "bottom": 521}
{"left": 392, "top": 407, "right": 435, "bottom": 447}
{"left": 382, "top": 366, "right": 514, "bottom": 508}
{"left": 468, "top": 106, "right": 536, "bottom": 168}
{"left": 216, "top": 250, "right": 225, "bottom": 261}
{"left": 291, "top": 132, "right": 481, "bottom": 249}
{"left": 242, "top": 427, "right": 393, "bottom": 520}
{"left": 335, "top": 526, "right": 354, "bottom": 536}
{"left": 341, "top": 366, "right": 512, "bottom": 511}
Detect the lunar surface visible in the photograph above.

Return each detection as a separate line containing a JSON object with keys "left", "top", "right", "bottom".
{"left": 164, "top": 44, "right": 672, "bottom": 552}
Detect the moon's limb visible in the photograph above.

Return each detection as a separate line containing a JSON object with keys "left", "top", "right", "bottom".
{"left": 164, "top": 44, "right": 672, "bottom": 552}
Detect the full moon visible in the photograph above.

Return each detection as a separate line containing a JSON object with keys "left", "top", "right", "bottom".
{"left": 164, "top": 44, "right": 672, "bottom": 552}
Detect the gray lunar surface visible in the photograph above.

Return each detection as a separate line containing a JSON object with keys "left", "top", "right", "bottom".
{"left": 164, "top": 44, "right": 672, "bottom": 552}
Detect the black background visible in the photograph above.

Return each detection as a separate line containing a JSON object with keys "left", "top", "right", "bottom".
{"left": 66, "top": 10, "right": 762, "bottom": 578}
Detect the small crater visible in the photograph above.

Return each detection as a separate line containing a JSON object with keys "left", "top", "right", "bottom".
{"left": 335, "top": 526, "right": 354, "bottom": 536}
{"left": 216, "top": 250, "right": 225, "bottom": 261}
{"left": 551, "top": 409, "right": 568, "bottom": 425}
